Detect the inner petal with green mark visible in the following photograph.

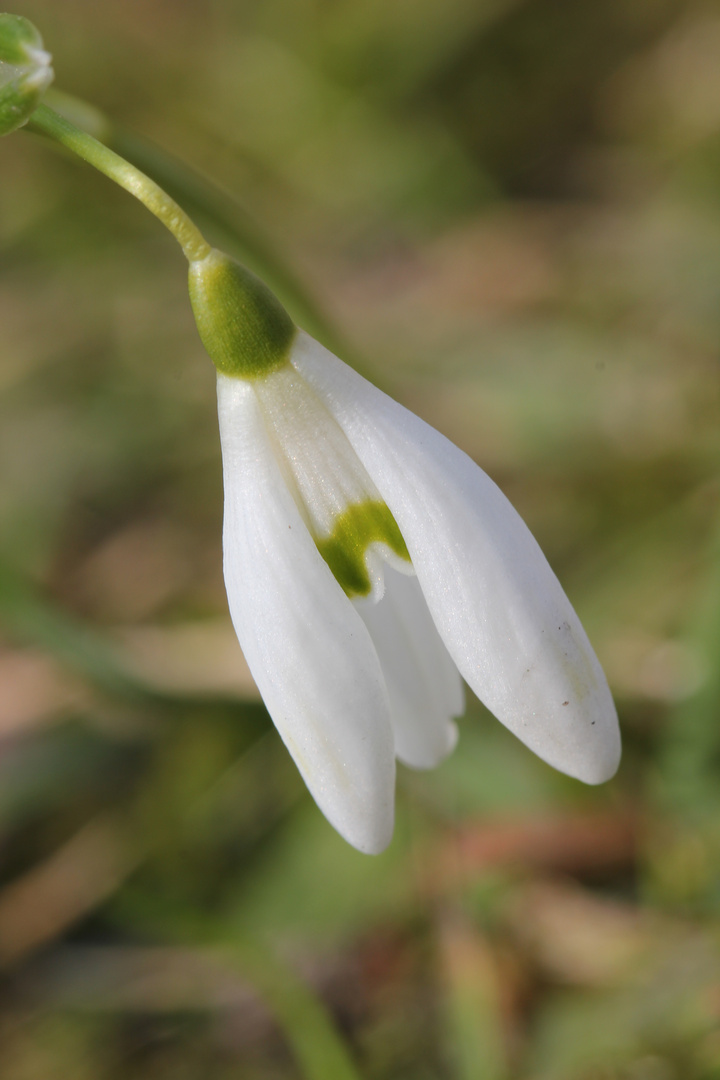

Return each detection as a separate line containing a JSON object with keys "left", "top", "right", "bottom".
{"left": 253, "top": 366, "right": 411, "bottom": 598}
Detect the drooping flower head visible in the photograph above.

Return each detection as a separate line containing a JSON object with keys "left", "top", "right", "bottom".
{"left": 189, "top": 248, "right": 621, "bottom": 854}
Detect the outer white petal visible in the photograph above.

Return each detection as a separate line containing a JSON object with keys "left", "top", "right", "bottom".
{"left": 217, "top": 372, "right": 396, "bottom": 854}
{"left": 291, "top": 334, "right": 621, "bottom": 785}
{"left": 356, "top": 567, "right": 463, "bottom": 769}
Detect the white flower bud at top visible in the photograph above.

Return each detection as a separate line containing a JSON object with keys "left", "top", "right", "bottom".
{"left": 0, "top": 14, "right": 53, "bottom": 136}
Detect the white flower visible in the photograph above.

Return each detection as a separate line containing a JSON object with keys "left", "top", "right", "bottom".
{"left": 190, "top": 249, "right": 621, "bottom": 854}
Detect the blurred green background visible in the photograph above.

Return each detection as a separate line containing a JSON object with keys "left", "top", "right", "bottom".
{"left": 2, "top": 0, "right": 720, "bottom": 1077}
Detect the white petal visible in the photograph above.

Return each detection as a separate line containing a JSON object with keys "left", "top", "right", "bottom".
{"left": 356, "top": 566, "right": 463, "bottom": 769}
{"left": 217, "top": 372, "right": 396, "bottom": 853}
{"left": 291, "top": 335, "right": 621, "bottom": 784}
{"left": 253, "top": 364, "right": 382, "bottom": 538}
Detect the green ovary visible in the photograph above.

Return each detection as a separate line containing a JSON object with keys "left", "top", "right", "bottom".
{"left": 316, "top": 500, "right": 411, "bottom": 597}
{"left": 189, "top": 249, "right": 296, "bottom": 378}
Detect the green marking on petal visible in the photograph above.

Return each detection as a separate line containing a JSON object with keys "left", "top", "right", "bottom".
{"left": 316, "top": 500, "right": 410, "bottom": 597}
{"left": 189, "top": 249, "right": 296, "bottom": 379}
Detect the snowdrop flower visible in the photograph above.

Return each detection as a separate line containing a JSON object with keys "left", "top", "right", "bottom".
{"left": 0, "top": 8, "right": 619, "bottom": 852}
{"left": 189, "top": 248, "right": 621, "bottom": 854}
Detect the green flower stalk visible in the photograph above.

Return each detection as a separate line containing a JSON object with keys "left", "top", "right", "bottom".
{"left": 2, "top": 14, "right": 621, "bottom": 854}
{"left": 27, "top": 102, "right": 210, "bottom": 262}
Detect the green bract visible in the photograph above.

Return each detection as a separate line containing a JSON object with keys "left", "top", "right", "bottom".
{"left": 0, "top": 14, "right": 53, "bottom": 135}
{"left": 0, "top": 13, "right": 43, "bottom": 63}
{"left": 189, "top": 249, "right": 296, "bottom": 378}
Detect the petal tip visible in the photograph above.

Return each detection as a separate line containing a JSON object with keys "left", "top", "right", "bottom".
{"left": 556, "top": 695, "right": 622, "bottom": 786}
{"left": 336, "top": 804, "right": 395, "bottom": 855}
{"left": 396, "top": 718, "right": 459, "bottom": 771}
{"left": 575, "top": 725, "right": 622, "bottom": 786}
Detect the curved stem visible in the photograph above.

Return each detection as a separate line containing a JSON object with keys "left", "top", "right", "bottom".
{"left": 36, "top": 89, "right": 376, "bottom": 381}
{"left": 26, "top": 103, "right": 210, "bottom": 262}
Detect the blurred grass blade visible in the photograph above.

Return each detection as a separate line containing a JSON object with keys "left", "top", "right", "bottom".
{"left": 438, "top": 912, "right": 509, "bottom": 1080}
{"left": 230, "top": 940, "right": 365, "bottom": 1080}
{"left": 656, "top": 501, "right": 720, "bottom": 816}
{"left": 0, "top": 812, "right": 139, "bottom": 968}
{"left": 114, "top": 898, "right": 366, "bottom": 1080}
{"left": 0, "top": 558, "right": 151, "bottom": 702}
